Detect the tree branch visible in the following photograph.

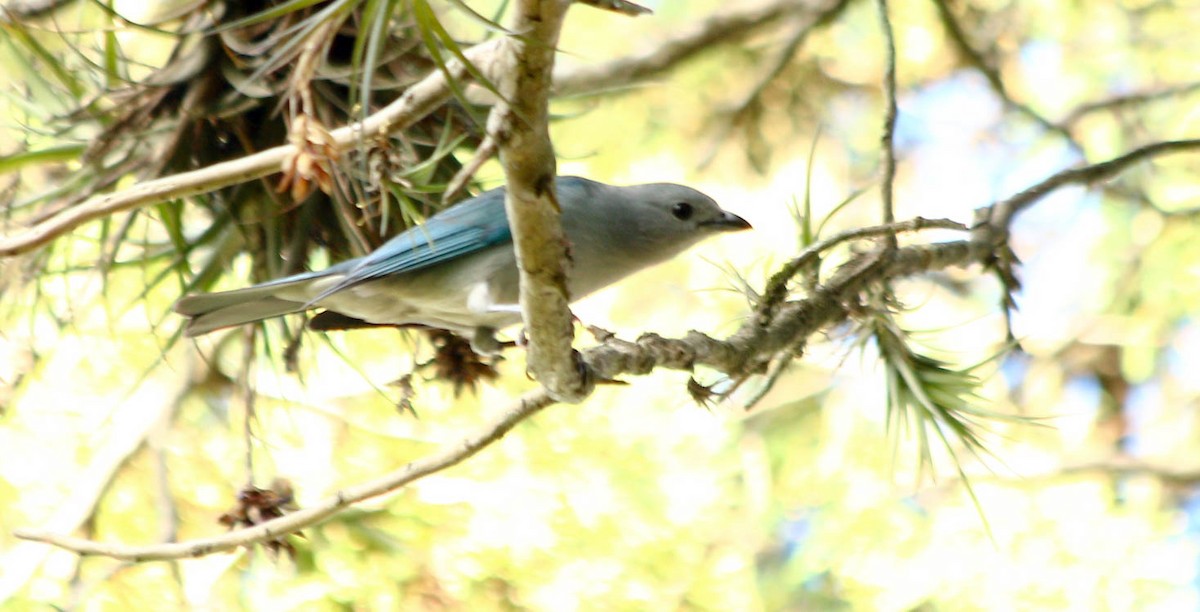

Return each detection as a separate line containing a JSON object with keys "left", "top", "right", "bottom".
{"left": 930, "top": 0, "right": 1080, "bottom": 150}
{"left": 874, "top": 0, "right": 898, "bottom": 249}
{"left": 14, "top": 389, "right": 556, "bottom": 560}
{"left": 552, "top": 0, "right": 846, "bottom": 95}
{"left": 0, "top": 374, "right": 183, "bottom": 598}
{"left": 0, "top": 40, "right": 499, "bottom": 257}
{"left": 584, "top": 240, "right": 974, "bottom": 382}
{"left": 1061, "top": 81, "right": 1200, "bottom": 126}
{"left": 587, "top": 140, "right": 1200, "bottom": 382}
{"left": 16, "top": 139, "right": 1200, "bottom": 560}
{"left": 759, "top": 217, "right": 968, "bottom": 325}
{"left": 1, "top": 0, "right": 841, "bottom": 259}
{"left": 696, "top": 0, "right": 851, "bottom": 169}
{"left": 490, "top": 0, "right": 591, "bottom": 403}
{"left": 920, "top": 455, "right": 1200, "bottom": 492}
{"left": 987, "top": 139, "right": 1200, "bottom": 232}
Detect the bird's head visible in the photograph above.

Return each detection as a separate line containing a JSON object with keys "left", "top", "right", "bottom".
{"left": 617, "top": 182, "right": 751, "bottom": 254}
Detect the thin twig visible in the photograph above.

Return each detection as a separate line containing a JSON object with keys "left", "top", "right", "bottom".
{"left": 552, "top": 0, "right": 849, "bottom": 96}
{"left": 874, "top": 0, "right": 898, "bottom": 249}
{"left": 989, "top": 139, "right": 1200, "bottom": 230}
{"left": 698, "top": 1, "right": 849, "bottom": 169}
{"left": 920, "top": 455, "right": 1200, "bottom": 492}
{"left": 442, "top": 135, "right": 498, "bottom": 204}
{"left": 14, "top": 389, "right": 556, "bottom": 560}
{"left": 0, "top": 377, "right": 185, "bottom": 598}
{"left": 239, "top": 327, "right": 257, "bottom": 485}
{"left": 739, "top": 351, "right": 793, "bottom": 410}
{"left": 1061, "top": 81, "right": 1200, "bottom": 126}
{"left": 750, "top": 3, "right": 846, "bottom": 102}
{"left": 758, "top": 217, "right": 968, "bottom": 325}
{"left": 930, "top": 0, "right": 1081, "bottom": 151}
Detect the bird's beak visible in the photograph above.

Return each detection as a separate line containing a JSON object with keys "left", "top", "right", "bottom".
{"left": 703, "top": 211, "right": 752, "bottom": 231}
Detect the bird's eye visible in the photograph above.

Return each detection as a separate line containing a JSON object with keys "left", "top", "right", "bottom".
{"left": 671, "top": 202, "right": 694, "bottom": 220}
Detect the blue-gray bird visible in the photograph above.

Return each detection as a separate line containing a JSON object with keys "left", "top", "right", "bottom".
{"left": 176, "top": 176, "right": 750, "bottom": 352}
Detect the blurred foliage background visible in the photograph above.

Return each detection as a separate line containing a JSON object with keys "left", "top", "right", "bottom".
{"left": 3, "top": 0, "right": 1200, "bottom": 609}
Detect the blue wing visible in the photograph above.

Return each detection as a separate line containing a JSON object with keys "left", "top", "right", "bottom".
{"left": 177, "top": 177, "right": 600, "bottom": 335}
{"left": 312, "top": 177, "right": 600, "bottom": 301}
{"left": 313, "top": 186, "right": 512, "bottom": 300}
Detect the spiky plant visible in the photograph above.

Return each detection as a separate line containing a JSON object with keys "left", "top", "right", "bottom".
{"left": 2, "top": 0, "right": 503, "bottom": 386}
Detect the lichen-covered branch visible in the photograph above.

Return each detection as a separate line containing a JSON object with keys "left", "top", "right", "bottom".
{"left": 585, "top": 241, "right": 974, "bottom": 382}
{"left": 487, "top": 0, "right": 591, "bottom": 403}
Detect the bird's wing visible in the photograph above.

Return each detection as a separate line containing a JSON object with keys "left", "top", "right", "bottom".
{"left": 312, "top": 189, "right": 511, "bottom": 301}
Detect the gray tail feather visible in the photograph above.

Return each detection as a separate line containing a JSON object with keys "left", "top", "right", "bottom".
{"left": 176, "top": 283, "right": 311, "bottom": 337}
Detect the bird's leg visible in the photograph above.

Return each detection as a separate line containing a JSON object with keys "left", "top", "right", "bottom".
{"left": 469, "top": 326, "right": 503, "bottom": 356}
{"left": 571, "top": 348, "right": 595, "bottom": 391}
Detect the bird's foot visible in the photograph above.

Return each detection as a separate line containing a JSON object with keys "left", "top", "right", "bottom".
{"left": 469, "top": 326, "right": 505, "bottom": 356}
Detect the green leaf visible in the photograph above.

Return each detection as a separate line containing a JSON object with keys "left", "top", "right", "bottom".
{"left": 0, "top": 144, "right": 85, "bottom": 175}
{"left": 210, "top": 0, "right": 333, "bottom": 33}
{"left": 411, "top": 0, "right": 504, "bottom": 113}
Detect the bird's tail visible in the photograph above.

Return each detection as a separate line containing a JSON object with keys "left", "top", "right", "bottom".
{"left": 175, "top": 272, "right": 329, "bottom": 337}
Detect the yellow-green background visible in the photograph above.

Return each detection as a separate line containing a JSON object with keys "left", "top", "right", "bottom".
{"left": 3, "top": 0, "right": 1200, "bottom": 609}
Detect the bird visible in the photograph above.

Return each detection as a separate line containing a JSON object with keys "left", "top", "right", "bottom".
{"left": 175, "top": 176, "right": 751, "bottom": 353}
